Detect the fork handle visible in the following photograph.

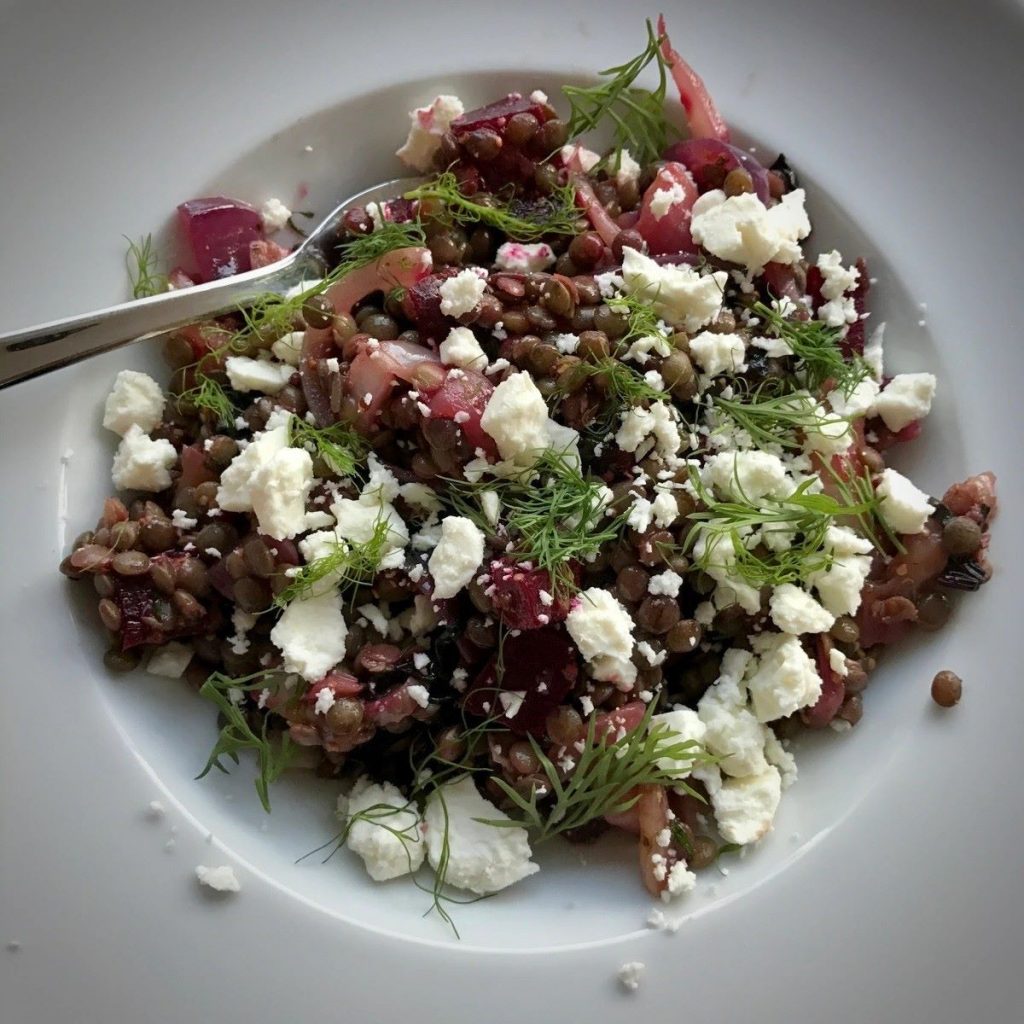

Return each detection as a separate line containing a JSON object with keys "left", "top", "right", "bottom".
{"left": 0, "top": 253, "right": 314, "bottom": 388}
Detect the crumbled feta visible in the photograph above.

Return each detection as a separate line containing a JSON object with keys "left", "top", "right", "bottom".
{"left": 697, "top": 650, "right": 769, "bottom": 777}
{"left": 769, "top": 584, "right": 836, "bottom": 636}
{"left": 559, "top": 143, "right": 600, "bottom": 172}
{"left": 746, "top": 632, "right": 823, "bottom": 722}
{"left": 709, "top": 765, "right": 782, "bottom": 845}
{"left": 620, "top": 246, "right": 727, "bottom": 331}
{"left": 146, "top": 642, "right": 194, "bottom": 678}
{"left": 480, "top": 489, "right": 501, "bottom": 527}
{"left": 480, "top": 371, "right": 578, "bottom": 464}
{"left": 428, "top": 516, "right": 485, "bottom": 599}
{"left": 439, "top": 326, "right": 487, "bottom": 370}
{"left": 704, "top": 449, "right": 790, "bottom": 501}
{"left": 651, "top": 708, "right": 706, "bottom": 778}
{"left": 816, "top": 250, "right": 860, "bottom": 327}
{"left": 626, "top": 496, "right": 652, "bottom": 533}
{"left": 594, "top": 270, "right": 625, "bottom": 298}
{"left": 398, "top": 481, "right": 442, "bottom": 514}
{"left": 650, "top": 490, "right": 679, "bottom": 528}
{"left": 763, "top": 731, "right": 798, "bottom": 789}
{"left": 690, "top": 188, "right": 811, "bottom": 271}
{"left": 195, "top": 864, "right": 241, "bottom": 893}
{"left": 217, "top": 415, "right": 290, "bottom": 512}
{"left": 270, "top": 588, "right": 347, "bottom": 681}
{"left": 827, "top": 377, "right": 879, "bottom": 419}
{"left": 259, "top": 197, "right": 292, "bottom": 233}
{"left": 493, "top": 241, "right": 556, "bottom": 272}
{"left": 648, "top": 569, "right": 683, "bottom": 597}
{"left": 876, "top": 468, "right": 933, "bottom": 534}
{"left": 614, "top": 148, "right": 641, "bottom": 187}
{"left": 111, "top": 424, "right": 176, "bottom": 492}
{"left": 553, "top": 332, "right": 580, "bottom": 354}
{"left": 689, "top": 330, "right": 747, "bottom": 377}
{"left": 615, "top": 402, "right": 681, "bottom": 458}
{"left": 566, "top": 588, "right": 636, "bottom": 690}
{"left": 649, "top": 182, "right": 688, "bottom": 220}
{"left": 807, "top": 526, "right": 874, "bottom": 616}
{"left": 102, "top": 370, "right": 165, "bottom": 436}
{"left": 423, "top": 776, "right": 538, "bottom": 895}
{"left": 829, "top": 647, "right": 849, "bottom": 678}
{"left": 863, "top": 322, "right": 885, "bottom": 379}
{"left": 271, "top": 330, "right": 305, "bottom": 366}
{"left": 407, "top": 682, "right": 431, "bottom": 708}
{"left": 345, "top": 776, "right": 425, "bottom": 881}
{"left": 395, "top": 94, "right": 464, "bottom": 172}
{"left": 803, "top": 403, "right": 852, "bottom": 455}
{"left": 250, "top": 447, "right": 314, "bottom": 540}
{"left": 439, "top": 268, "right": 486, "bottom": 318}
{"left": 314, "top": 687, "right": 336, "bottom": 715}
{"left": 665, "top": 860, "right": 697, "bottom": 899}
{"left": 871, "top": 373, "right": 936, "bottom": 432}
{"left": 618, "top": 962, "right": 646, "bottom": 992}
{"left": 224, "top": 356, "right": 293, "bottom": 395}
{"left": 170, "top": 509, "right": 197, "bottom": 530}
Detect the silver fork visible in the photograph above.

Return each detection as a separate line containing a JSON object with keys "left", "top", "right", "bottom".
{"left": 0, "top": 176, "right": 423, "bottom": 388}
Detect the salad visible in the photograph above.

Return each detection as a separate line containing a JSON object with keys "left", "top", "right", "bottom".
{"left": 60, "top": 17, "right": 996, "bottom": 923}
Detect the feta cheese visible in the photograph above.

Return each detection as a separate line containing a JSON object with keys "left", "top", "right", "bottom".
{"left": 217, "top": 416, "right": 290, "bottom": 511}
{"left": 829, "top": 647, "right": 849, "bottom": 678}
{"left": 194, "top": 864, "right": 241, "bottom": 893}
{"left": 111, "top": 425, "right": 176, "bottom": 492}
{"left": 651, "top": 708, "right": 706, "bottom": 778}
{"left": 626, "top": 496, "right": 653, "bottom": 533}
{"left": 250, "top": 447, "right": 314, "bottom": 540}
{"left": 271, "top": 330, "right": 305, "bottom": 366}
{"left": 559, "top": 143, "right": 600, "bottom": 172}
{"left": 710, "top": 765, "right": 782, "bottom": 845}
{"left": 428, "top": 516, "right": 485, "bottom": 598}
{"left": 314, "top": 687, "right": 336, "bottom": 715}
{"left": 618, "top": 962, "right": 646, "bottom": 992}
{"left": 763, "top": 731, "right": 798, "bottom": 789}
{"left": 423, "top": 776, "right": 538, "bottom": 895}
{"left": 480, "top": 371, "right": 578, "bottom": 464}
{"left": 746, "top": 632, "right": 823, "bottom": 722}
{"left": 649, "top": 182, "right": 688, "bottom": 220}
{"left": 170, "top": 508, "right": 197, "bottom": 530}
{"left": 803, "top": 403, "right": 852, "bottom": 455}
{"left": 493, "top": 241, "right": 556, "bottom": 272}
{"left": 395, "top": 94, "right": 464, "bottom": 171}
{"left": 439, "top": 268, "right": 486, "bottom": 318}
{"left": 769, "top": 584, "right": 836, "bottom": 636}
{"left": 690, "top": 188, "right": 811, "bottom": 271}
{"left": 146, "top": 642, "right": 194, "bottom": 678}
{"left": 688, "top": 330, "right": 747, "bottom": 377}
{"left": 697, "top": 651, "right": 769, "bottom": 777}
{"left": 863, "top": 322, "right": 885, "bottom": 379}
{"left": 553, "top": 332, "right": 580, "bottom": 354}
{"left": 480, "top": 489, "right": 501, "bottom": 527}
{"left": 439, "top": 326, "right": 487, "bottom": 370}
{"left": 615, "top": 402, "right": 681, "bottom": 458}
{"left": 102, "top": 370, "right": 165, "bottom": 436}
{"left": 876, "top": 468, "right": 933, "bottom": 534}
{"left": 827, "top": 377, "right": 879, "bottom": 419}
{"left": 648, "top": 569, "right": 683, "bottom": 598}
{"left": 614, "top": 148, "right": 641, "bottom": 187}
{"left": 871, "top": 373, "right": 937, "bottom": 432}
{"left": 345, "top": 776, "right": 425, "bottom": 881}
{"left": 270, "top": 588, "right": 347, "bottom": 681}
{"left": 705, "top": 449, "right": 790, "bottom": 501}
{"left": 259, "top": 197, "right": 292, "bottom": 233}
{"left": 620, "top": 247, "right": 727, "bottom": 331}
{"left": 665, "top": 860, "right": 697, "bottom": 898}
{"left": 398, "top": 481, "right": 442, "bottom": 515}
{"left": 807, "top": 526, "right": 874, "bottom": 617}
{"left": 816, "top": 250, "right": 860, "bottom": 327}
{"left": 224, "top": 356, "right": 293, "bottom": 395}
{"left": 566, "top": 588, "right": 636, "bottom": 685}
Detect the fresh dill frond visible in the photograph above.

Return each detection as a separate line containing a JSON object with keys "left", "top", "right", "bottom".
{"left": 176, "top": 372, "right": 240, "bottom": 428}
{"left": 607, "top": 292, "right": 671, "bottom": 354}
{"left": 196, "top": 670, "right": 299, "bottom": 813}
{"left": 562, "top": 18, "right": 676, "bottom": 165}
{"left": 823, "top": 459, "right": 906, "bottom": 554}
{"left": 712, "top": 384, "right": 853, "bottom": 451}
{"left": 483, "top": 701, "right": 708, "bottom": 842}
{"left": 405, "top": 172, "right": 580, "bottom": 242}
{"left": 274, "top": 516, "right": 392, "bottom": 607}
{"left": 287, "top": 414, "right": 369, "bottom": 478}
{"left": 750, "top": 301, "right": 868, "bottom": 395}
{"left": 124, "top": 234, "right": 168, "bottom": 299}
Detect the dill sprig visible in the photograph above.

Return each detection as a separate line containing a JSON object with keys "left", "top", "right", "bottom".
{"left": 287, "top": 414, "right": 369, "bottom": 478}
{"left": 750, "top": 301, "right": 869, "bottom": 395}
{"left": 176, "top": 372, "right": 240, "bottom": 428}
{"left": 405, "top": 172, "right": 580, "bottom": 242}
{"left": 712, "top": 384, "right": 853, "bottom": 451}
{"left": 562, "top": 18, "right": 676, "bottom": 165}
{"left": 196, "top": 670, "right": 299, "bottom": 813}
{"left": 445, "top": 448, "right": 625, "bottom": 592}
{"left": 124, "top": 234, "right": 168, "bottom": 298}
{"left": 823, "top": 458, "right": 906, "bottom": 554}
{"left": 483, "top": 701, "right": 708, "bottom": 842}
{"left": 274, "top": 516, "right": 392, "bottom": 606}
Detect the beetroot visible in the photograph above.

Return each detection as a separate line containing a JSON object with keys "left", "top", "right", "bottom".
{"left": 177, "top": 197, "right": 264, "bottom": 282}
{"left": 180, "top": 444, "right": 218, "bottom": 488}
{"left": 427, "top": 369, "right": 497, "bottom": 457}
{"left": 400, "top": 268, "right": 463, "bottom": 338}
{"left": 484, "top": 558, "right": 575, "bottom": 630}
{"left": 249, "top": 239, "right": 291, "bottom": 269}
{"left": 760, "top": 261, "right": 805, "bottom": 305}
{"left": 842, "top": 258, "right": 870, "bottom": 358}
{"left": 941, "top": 472, "right": 997, "bottom": 519}
{"left": 115, "top": 560, "right": 210, "bottom": 650}
{"left": 465, "top": 628, "right": 578, "bottom": 735}
{"left": 451, "top": 94, "right": 549, "bottom": 138}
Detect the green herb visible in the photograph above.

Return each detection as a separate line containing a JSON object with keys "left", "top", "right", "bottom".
{"left": 482, "top": 701, "right": 708, "bottom": 842}
{"left": 562, "top": 18, "right": 676, "bottom": 165}
{"left": 124, "top": 234, "right": 168, "bottom": 299}
{"left": 712, "top": 384, "right": 853, "bottom": 451}
{"left": 196, "top": 671, "right": 299, "bottom": 813}
{"left": 750, "top": 300, "right": 869, "bottom": 395}
{"left": 273, "top": 515, "right": 392, "bottom": 607}
{"left": 822, "top": 458, "right": 906, "bottom": 555}
{"left": 684, "top": 471, "right": 879, "bottom": 587}
{"left": 445, "top": 448, "right": 626, "bottom": 593}
{"left": 716, "top": 842, "right": 743, "bottom": 861}
{"left": 176, "top": 372, "right": 240, "bottom": 428}
{"left": 287, "top": 414, "right": 369, "bottom": 478}
{"left": 405, "top": 172, "right": 581, "bottom": 242}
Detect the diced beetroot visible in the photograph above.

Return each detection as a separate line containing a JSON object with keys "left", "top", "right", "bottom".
{"left": 870, "top": 418, "right": 923, "bottom": 451}
{"left": 176, "top": 197, "right": 264, "bottom": 283}
{"left": 475, "top": 145, "right": 540, "bottom": 189}
{"left": 634, "top": 162, "right": 698, "bottom": 255}
{"left": 451, "top": 94, "right": 549, "bottom": 138}
{"left": 802, "top": 637, "right": 845, "bottom": 728}
{"left": 761, "top": 261, "right": 806, "bottom": 305}
{"left": 180, "top": 444, "right": 217, "bottom": 488}
{"left": 663, "top": 138, "right": 769, "bottom": 202}
{"left": 484, "top": 558, "right": 576, "bottom": 630}
{"left": 842, "top": 258, "right": 870, "bottom": 358}
{"left": 657, "top": 15, "right": 730, "bottom": 143}
{"left": 167, "top": 267, "right": 195, "bottom": 290}
{"left": 250, "top": 239, "right": 291, "bottom": 269}
{"left": 346, "top": 337, "right": 445, "bottom": 428}
{"left": 426, "top": 368, "right": 497, "bottom": 457}
{"left": 400, "top": 267, "right": 463, "bottom": 338}
{"left": 115, "top": 561, "right": 210, "bottom": 650}
{"left": 465, "top": 628, "right": 578, "bottom": 736}
{"left": 595, "top": 701, "right": 648, "bottom": 742}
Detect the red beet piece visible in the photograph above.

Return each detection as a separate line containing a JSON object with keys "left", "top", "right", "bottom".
{"left": 400, "top": 268, "right": 463, "bottom": 338}
{"left": 484, "top": 558, "right": 575, "bottom": 630}
{"left": 451, "top": 95, "right": 549, "bottom": 138}
{"left": 249, "top": 239, "right": 291, "bottom": 269}
{"left": 427, "top": 368, "right": 497, "bottom": 457}
{"left": 177, "top": 197, "right": 264, "bottom": 282}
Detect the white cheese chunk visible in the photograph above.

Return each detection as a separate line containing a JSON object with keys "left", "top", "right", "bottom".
{"left": 250, "top": 447, "right": 314, "bottom": 540}
{"left": 746, "top": 632, "right": 823, "bottom": 722}
{"left": 102, "top": 370, "right": 166, "bottom": 436}
{"left": 271, "top": 331, "right": 305, "bottom": 366}
{"left": 439, "top": 268, "right": 486, "bottom": 318}
{"left": 688, "top": 330, "right": 748, "bottom": 377}
{"left": 620, "top": 247, "right": 727, "bottom": 332}
{"left": 649, "top": 182, "right": 688, "bottom": 220}
{"left": 111, "top": 424, "right": 176, "bottom": 492}
{"left": 270, "top": 588, "right": 347, "bottom": 682}
{"left": 648, "top": 569, "right": 683, "bottom": 598}
{"left": 395, "top": 94, "right": 464, "bottom": 172}
{"left": 651, "top": 708, "right": 706, "bottom": 778}
{"left": 559, "top": 143, "right": 601, "bottom": 172}
{"left": 768, "top": 584, "right": 836, "bottom": 636}
{"left": 807, "top": 526, "right": 874, "bottom": 617}
{"left": 697, "top": 650, "right": 770, "bottom": 777}
{"left": 216, "top": 416, "right": 290, "bottom": 512}
{"left": 224, "top": 356, "right": 293, "bottom": 395}
{"left": 614, "top": 402, "right": 681, "bottom": 458}
{"left": 876, "top": 467, "right": 933, "bottom": 534}
{"left": 428, "top": 516, "right": 485, "bottom": 599}
{"left": 618, "top": 962, "right": 646, "bottom": 992}
{"left": 345, "top": 776, "right": 425, "bottom": 881}
{"left": 259, "top": 197, "right": 292, "bottom": 233}
{"left": 566, "top": 588, "right": 636, "bottom": 682}
{"left": 827, "top": 377, "right": 879, "bottom": 420}
{"left": 704, "top": 449, "right": 790, "bottom": 501}
{"left": 480, "top": 371, "right": 578, "bottom": 464}
{"left": 145, "top": 641, "right": 194, "bottom": 678}
{"left": 439, "top": 326, "right": 487, "bottom": 370}
{"left": 194, "top": 864, "right": 241, "bottom": 892}
{"left": 423, "top": 776, "right": 538, "bottom": 895}
{"left": 710, "top": 765, "right": 782, "bottom": 845}
{"left": 871, "top": 373, "right": 936, "bottom": 432}
{"left": 614, "top": 148, "right": 641, "bottom": 187}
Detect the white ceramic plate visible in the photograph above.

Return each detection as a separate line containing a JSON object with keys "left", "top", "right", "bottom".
{"left": 2, "top": 0, "right": 1023, "bottom": 1019}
